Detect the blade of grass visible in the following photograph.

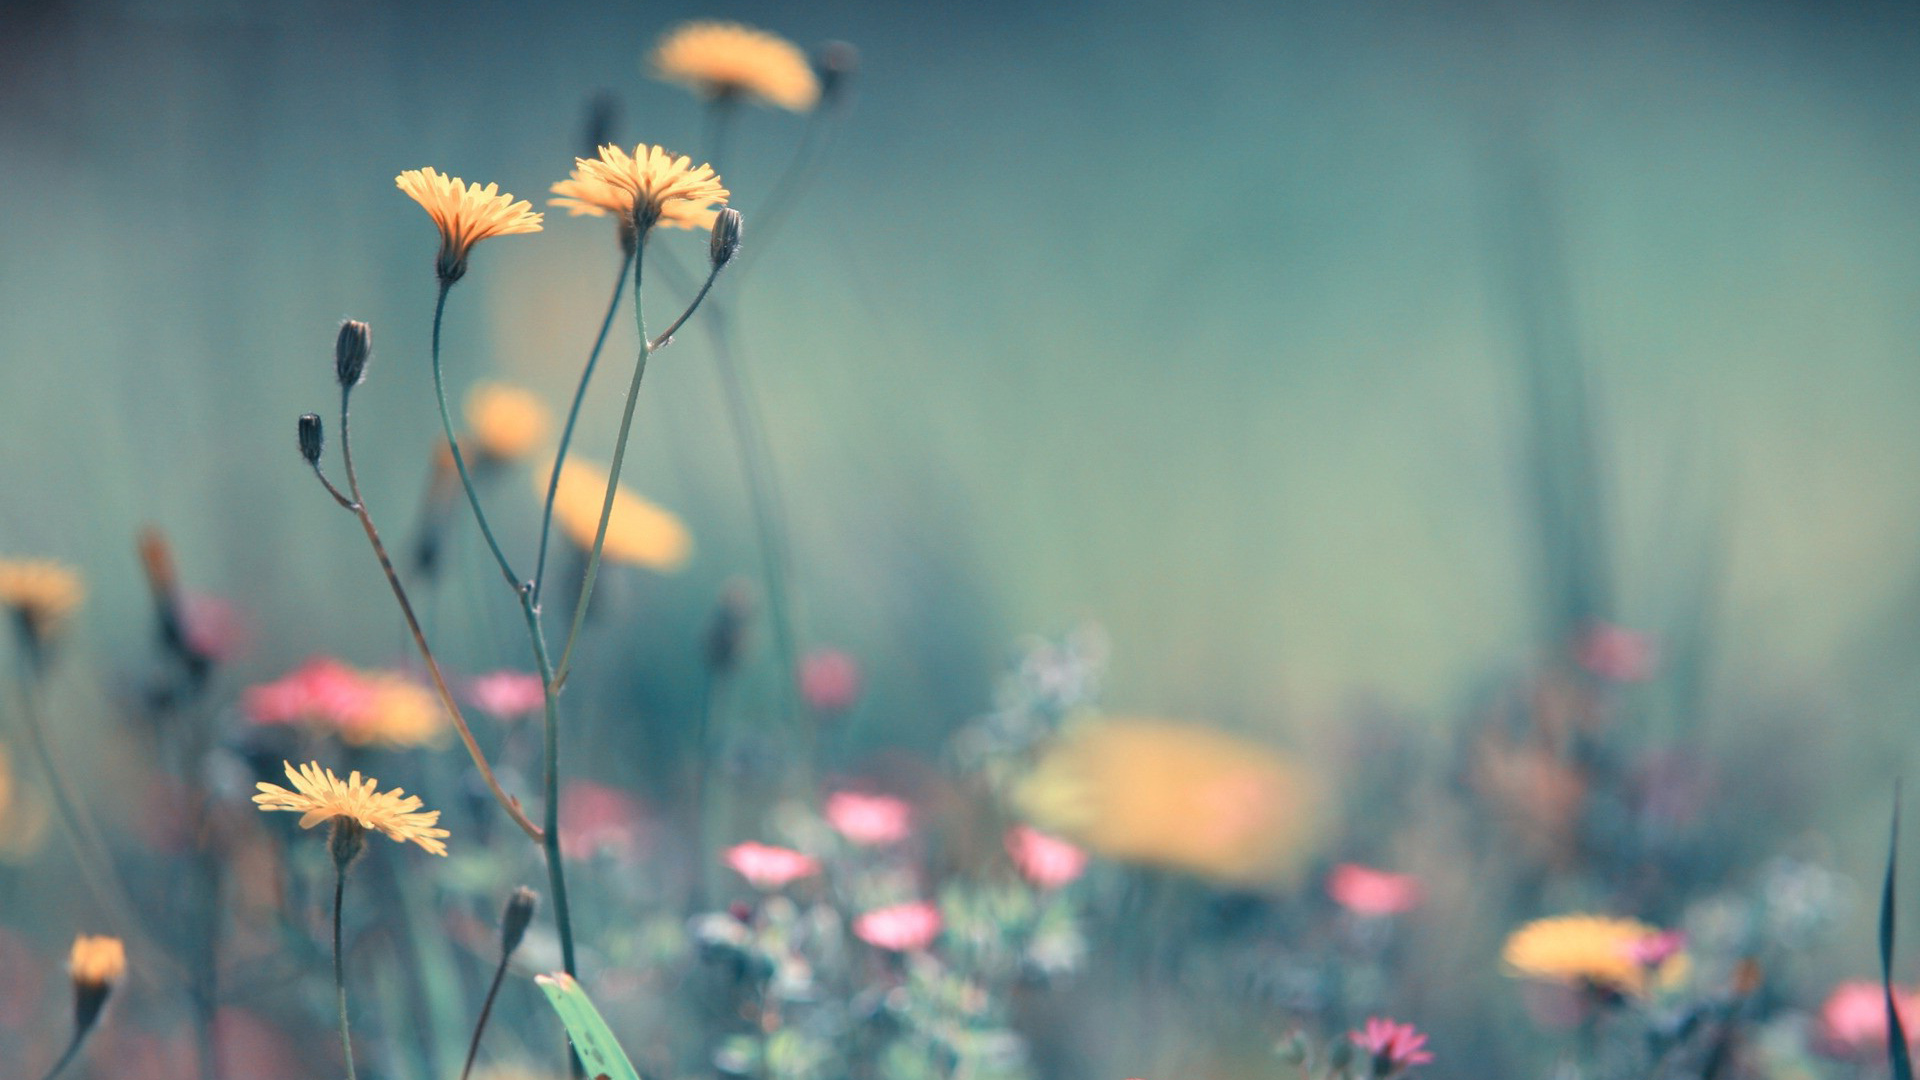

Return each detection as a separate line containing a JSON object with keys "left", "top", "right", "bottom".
{"left": 1883, "top": 782, "right": 1913, "bottom": 1080}
{"left": 535, "top": 973, "right": 641, "bottom": 1080}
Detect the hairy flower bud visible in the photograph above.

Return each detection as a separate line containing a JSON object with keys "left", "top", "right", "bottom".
{"left": 709, "top": 207, "right": 743, "bottom": 272}
{"left": 501, "top": 886, "right": 539, "bottom": 956}
{"left": 335, "top": 320, "right": 372, "bottom": 388}
{"left": 297, "top": 414, "right": 325, "bottom": 465}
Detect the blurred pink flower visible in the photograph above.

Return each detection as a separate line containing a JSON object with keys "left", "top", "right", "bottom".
{"left": 724, "top": 842, "right": 820, "bottom": 889}
{"left": 1819, "top": 981, "right": 1920, "bottom": 1056}
{"left": 1574, "top": 622, "right": 1657, "bottom": 682}
{"left": 799, "top": 649, "right": 861, "bottom": 712}
{"left": 559, "top": 781, "right": 646, "bottom": 862}
{"left": 244, "top": 657, "right": 374, "bottom": 725}
{"left": 854, "top": 901, "right": 942, "bottom": 952}
{"left": 1625, "top": 929, "right": 1687, "bottom": 968}
{"left": 467, "top": 671, "right": 546, "bottom": 720}
{"left": 1327, "top": 863, "right": 1424, "bottom": 917}
{"left": 1006, "top": 825, "right": 1088, "bottom": 889}
{"left": 180, "top": 593, "right": 248, "bottom": 663}
{"left": 1350, "top": 1017, "right": 1434, "bottom": 1073}
{"left": 825, "top": 791, "right": 912, "bottom": 846}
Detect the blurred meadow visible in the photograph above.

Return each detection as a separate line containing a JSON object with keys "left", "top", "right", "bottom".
{"left": 2, "top": 0, "right": 1920, "bottom": 1077}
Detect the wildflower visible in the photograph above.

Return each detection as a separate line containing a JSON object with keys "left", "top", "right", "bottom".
{"left": 853, "top": 901, "right": 942, "bottom": 952}
{"left": 723, "top": 841, "right": 819, "bottom": 889}
{"left": 799, "top": 649, "right": 861, "bottom": 712}
{"left": 1819, "top": 981, "right": 1920, "bottom": 1056}
{"left": 1006, "top": 825, "right": 1088, "bottom": 889}
{"left": 558, "top": 780, "right": 645, "bottom": 862}
{"left": 1501, "top": 915, "right": 1685, "bottom": 996}
{"left": 253, "top": 760, "right": 449, "bottom": 856}
{"left": 1327, "top": 864, "right": 1424, "bottom": 917}
{"left": 825, "top": 791, "right": 912, "bottom": 847}
{"left": 649, "top": 21, "right": 820, "bottom": 112}
{"left": 244, "top": 659, "right": 445, "bottom": 748}
{"left": 467, "top": 671, "right": 547, "bottom": 720}
{"left": 464, "top": 382, "right": 551, "bottom": 462}
{"left": 1349, "top": 1017, "right": 1433, "bottom": 1076}
{"left": 0, "top": 558, "right": 84, "bottom": 640}
{"left": 549, "top": 144, "right": 727, "bottom": 232}
{"left": 543, "top": 459, "right": 692, "bottom": 572}
{"left": 1574, "top": 621, "right": 1658, "bottom": 682}
{"left": 67, "top": 934, "right": 124, "bottom": 1034}
{"left": 395, "top": 167, "right": 543, "bottom": 284}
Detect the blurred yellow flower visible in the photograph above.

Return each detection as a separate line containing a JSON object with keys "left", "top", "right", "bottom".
{"left": 351, "top": 676, "right": 446, "bottom": 749}
{"left": 253, "top": 760, "right": 449, "bottom": 856}
{"left": 1501, "top": 915, "right": 1687, "bottom": 996}
{"left": 542, "top": 460, "right": 692, "bottom": 572}
{"left": 68, "top": 935, "right": 125, "bottom": 987}
{"left": 549, "top": 144, "right": 727, "bottom": 231}
{"left": 0, "top": 742, "right": 49, "bottom": 862}
{"left": 0, "top": 558, "right": 84, "bottom": 638}
{"left": 465, "top": 382, "right": 552, "bottom": 461}
{"left": 650, "top": 21, "right": 820, "bottom": 112}
{"left": 396, "top": 167, "right": 544, "bottom": 284}
{"left": 1014, "top": 717, "right": 1323, "bottom": 886}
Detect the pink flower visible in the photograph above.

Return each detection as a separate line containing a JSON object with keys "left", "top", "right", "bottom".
{"left": 825, "top": 791, "right": 913, "bottom": 847}
{"left": 1005, "top": 825, "right": 1088, "bottom": 889}
{"left": 180, "top": 593, "right": 248, "bottom": 663}
{"left": 799, "top": 649, "right": 861, "bottom": 712}
{"left": 1624, "top": 929, "right": 1687, "bottom": 968}
{"left": 724, "top": 842, "right": 820, "bottom": 890}
{"left": 1327, "top": 863, "right": 1424, "bottom": 917}
{"left": 467, "top": 671, "right": 547, "bottom": 720}
{"left": 853, "top": 902, "right": 942, "bottom": 952}
{"left": 1574, "top": 621, "right": 1657, "bottom": 682}
{"left": 1350, "top": 1017, "right": 1434, "bottom": 1074}
{"left": 559, "top": 781, "right": 646, "bottom": 862}
{"left": 243, "top": 657, "right": 375, "bottom": 726}
{"left": 1818, "top": 981, "right": 1920, "bottom": 1057}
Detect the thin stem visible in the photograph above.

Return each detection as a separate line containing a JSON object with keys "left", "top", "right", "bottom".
{"left": 534, "top": 248, "right": 636, "bottom": 604}
{"left": 521, "top": 600, "right": 578, "bottom": 980}
{"left": 429, "top": 280, "right": 523, "bottom": 589}
{"left": 37, "top": 1026, "right": 89, "bottom": 1080}
{"left": 307, "top": 461, "right": 357, "bottom": 510}
{"left": 337, "top": 387, "right": 543, "bottom": 841}
{"left": 648, "top": 262, "right": 724, "bottom": 352}
{"left": 334, "top": 863, "right": 357, "bottom": 1080}
{"left": 461, "top": 949, "right": 514, "bottom": 1080}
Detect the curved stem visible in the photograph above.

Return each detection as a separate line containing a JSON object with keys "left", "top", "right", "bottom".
{"left": 337, "top": 387, "right": 543, "bottom": 841}
{"left": 334, "top": 864, "right": 357, "bottom": 1080}
{"left": 648, "top": 263, "right": 723, "bottom": 352}
{"left": 37, "top": 1026, "right": 88, "bottom": 1080}
{"left": 534, "top": 249, "right": 635, "bottom": 605}
{"left": 429, "top": 281, "right": 522, "bottom": 589}
{"left": 460, "top": 949, "right": 514, "bottom": 1080}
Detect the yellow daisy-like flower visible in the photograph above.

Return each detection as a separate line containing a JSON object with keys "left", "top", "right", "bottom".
{"left": 465, "top": 382, "right": 552, "bottom": 461}
{"left": 68, "top": 935, "right": 125, "bottom": 988}
{"left": 0, "top": 558, "right": 84, "bottom": 640}
{"left": 542, "top": 460, "right": 692, "bottom": 572}
{"left": 1501, "top": 915, "right": 1682, "bottom": 996}
{"left": 349, "top": 676, "right": 447, "bottom": 749}
{"left": 650, "top": 21, "right": 820, "bottom": 112}
{"left": 396, "top": 167, "right": 544, "bottom": 284}
{"left": 549, "top": 144, "right": 727, "bottom": 232}
{"left": 253, "top": 760, "right": 450, "bottom": 856}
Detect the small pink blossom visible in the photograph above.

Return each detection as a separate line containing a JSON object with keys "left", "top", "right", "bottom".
{"left": 559, "top": 781, "right": 646, "bottom": 862}
{"left": 1350, "top": 1017, "right": 1434, "bottom": 1073}
{"left": 1574, "top": 622, "right": 1658, "bottom": 682}
{"left": 1625, "top": 929, "right": 1687, "bottom": 968}
{"left": 180, "top": 593, "right": 248, "bottom": 663}
{"left": 825, "top": 791, "right": 913, "bottom": 847}
{"left": 243, "top": 657, "right": 374, "bottom": 726}
{"left": 1327, "top": 863, "right": 1424, "bottom": 917}
{"left": 799, "top": 649, "right": 861, "bottom": 712}
{"left": 724, "top": 842, "right": 820, "bottom": 890}
{"left": 1818, "top": 981, "right": 1920, "bottom": 1057}
{"left": 853, "top": 902, "right": 942, "bottom": 952}
{"left": 1005, "top": 825, "right": 1088, "bottom": 889}
{"left": 467, "top": 671, "right": 547, "bottom": 720}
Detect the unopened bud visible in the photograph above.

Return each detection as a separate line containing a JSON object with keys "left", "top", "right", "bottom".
{"left": 335, "top": 320, "right": 372, "bottom": 388}
{"left": 709, "top": 207, "right": 743, "bottom": 271}
{"left": 297, "top": 414, "right": 324, "bottom": 465}
{"left": 501, "top": 886, "right": 539, "bottom": 956}
{"left": 816, "top": 42, "right": 859, "bottom": 106}
{"left": 583, "top": 92, "right": 620, "bottom": 159}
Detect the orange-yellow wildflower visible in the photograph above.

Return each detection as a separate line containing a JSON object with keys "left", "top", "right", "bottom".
{"left": 396, "top": 168, "right": 544, "bottom": 284}
{"left": 464, "top": 382, "right": 551, "bottom": 461}
{"left": 650, "top": 21, "right": 820, "bottom": 112}
{"left": 0, "top": 558, "right": 84, "bottom": 638}
{"left": 68, "top": 935, "right": 125, "bottom": 987}
{"left": 549, "top": 144, "right": 727, "bottom": 232}
{"left": 542, "top": 460, "right": 692, "bottom": 572}
{"left": 253, "top": 760, "right": 449, "bottom": 856}
{"left": 1501, "top": 915, "right": 1688, "bottom": 996}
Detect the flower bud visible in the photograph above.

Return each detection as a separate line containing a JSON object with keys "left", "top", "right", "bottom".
{"left": 297, "top": 414, "right": 325, "bottom": 465}
{"left": 709, "top": 207, "right": 743, "bottom": 272}
{"left": 816, "top": 41, "right": 859, "bottom": 106}
{"left": 501, "top": 886, "right": 539, "bottom": 956}
{"left": 335, "top": 320, "right": 372, "bottom": 388}
{"left": 68, "top": 935, "right": 124, "bottom": 1034}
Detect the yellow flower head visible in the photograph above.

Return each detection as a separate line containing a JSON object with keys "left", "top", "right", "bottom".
{"left": 68, "top": 935, "right": 125, "bottom": 988}
{"left": 0, "top": 558, "right": 84, "bottom": 639}
{"left": 549, "top": 145, "right": 727, "bottom": 232}
{"left": 465, "top": 382, "right": 552, "bottom": 461}
{"left": 253, "top": 760, "right": 449, "bottom": 856}
{"left": 1014, "top": 717, "right": 1324, "bottom": 886}
{"left": 350, "top": 676, "right": 446, "bottom": 749}
{"left": 396, "top": 168, "right": 544, "bottom": 284}
{"left": 1501, "top": 915, "right": 1685, "bottom": 996}
{"left": 542, "top": 460, "right": 692, "bottom": 573}
{"left": 650, "top": 21, "right": 820, "bottom": 112}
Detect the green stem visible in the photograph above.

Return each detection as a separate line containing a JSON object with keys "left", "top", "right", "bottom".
{"left": 534, "top": 249, "right": 636, "bottom": 604}
{"left": 37, "top": 1026, "right": 89, "bottom": 1080}
{"left": 429, "top": 279, "right": 523, "bottom": 590}
{"left": 522, "top": 601, "right": 578, "bottom": 978}
{"left": 460, "top": 950, "right": 514, "bottom": 1080}
{"left": 648, "top": 263, "right": 723, "bottom": 352}
{"left": 335, "top": 863, "right": 357, "bottom": 1080}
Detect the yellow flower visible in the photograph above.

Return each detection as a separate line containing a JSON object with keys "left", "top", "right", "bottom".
{"left": 650, "top": 21, "right": 820, "bottom": 112}
{"left": 68, "top": 935, "right": 125, "bottom": 988}
{"left": 549, "top": 144, "right": 727, "bottom": 232}
{"left": 1501, "top": 915, "right": 1685, "bottom": 996}
{"left": 1013, "top": 717, "right": 1324, "bottom": 886}
{"left": 396, "top": 167, "right": 544, "bottom": 284}
{"left": 349, "top": 676, "right": 446, "bottom": 749}
{"left": 0, "top": 558, "right": 84, "bottom": 638}
{"left": 253, "top": 760, "right": 449, "bottom": 856}
{"left": 542, "top": 460, "right": 692, "bottom": 572}
{"left": 465, "top": 382, "right": 552, "bottom": 461}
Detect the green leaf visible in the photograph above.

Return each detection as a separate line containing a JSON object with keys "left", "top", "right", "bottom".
{"left": 534, "top": 972, "right": 642, "bottom": 1080}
